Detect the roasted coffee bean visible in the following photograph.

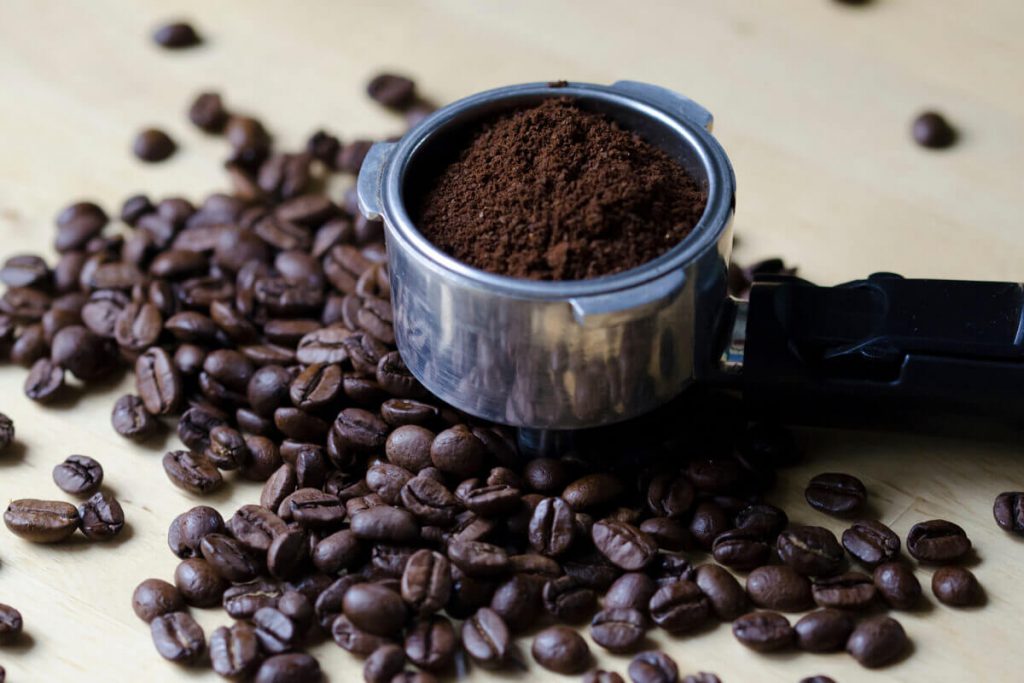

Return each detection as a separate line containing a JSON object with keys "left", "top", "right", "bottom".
{"left": 153, "top": 21, "right": 201, "bottom": 48}
{"left": 1, "top": 254, "right": 49, "bottom": 288}
{"left": 364, "top": 644, "right": 406, "bottom": 683}
{"left": 24, "top": 357, "right": 65, "bottom": 402}
{"left": 399, "top": 476, "right": 460, "bottom": 527}
{"left": 175, "top": 557, "right": 228, "bottom": 607}
{"left": 242, "top": 435, "right": 284, "bottom": 481}
{"left": 368, "top": 463, "right": 414, "bottom": 506}
{"left": 210, "top": 622, "right": 262, "bottom": 678}
{"left": 385, "top": 426, "right": 435, "bottom": 472}
{"left": 585, "top": 671, "right": 625, "bottom": 683}
{"left": 248, "top": 365, "right": 293, "bottom": 416}
{"left": 710, "top": 528, "right": 770, "bottom": 571}
{"left": 777, "top": 525, "right": 844, "bottom": 576}
{"left": 592, "top": 519, "right": 657, "bottom": 571}
{"left": 528, "top": 496, "right": 576, "bottom": 557}
{"left": 380, "top": 398, "right": 438, "bottom": 427}
{"left": 404, "top": 615, "right": 456, "bottom": 671}
{"left": 734, "top": 503, "right": 789, "bottom": 540}
{"left": 343, "top": 583, "right": 407, "bottom": 636}
{"left": 628, "top": 651, "right": 678, "bottom": 683}
{"left": 266, "top": 526, "right": 309, "bottom": 580}
{"left": 351, "top": 505, "right": 418, "bottom": 543}
{"left": 189, "top": 91, "right": 229, "bottom": 132}
{"left": 805, "top": 472, "right": 866, "bottom": 516}
{"left": 224, "top": 579, "right": 283, "bottom": 620}
{"left": 798, "top": 678, "right": 836, "bottom": 683}
{"left": 604, "top": 572, "right": 657, "bottom": 613}
{"left": 114, "top": 302, "right": 162, "bottom": 352}
{"left": 843, "top": 519, "right": 901, "bottom": 567}
{"left": 200, "top": 533, "right": 261, "bottom": 582}
{"left": 846, "top": 615, "right": 908, "bottom": 668}
{"left": 932, "top": 566, "right": 983, "bottom": 606}
{"left": 639, "top": 517, "right": 690, "bottom": 551}
{"left": 4, "top": 498, "right": 79, "bottom": 543}
{"left": 281, "top": 488, "right": 345, "bottom": 528}
{"left": 168, "top": 505, "right": 224, "bottom": 558}
{"left": 254, "top": 606, "right": 301, "bottom": 653}
{"left": 873, "top": 562, "right": 922, "bottom": 610}
{"left": 78, "top": 491, "right": 125, "bottom": 540}
{"left": 912, "top": 111, "right": 957, "bottom": 149}
{"left": 401, "top": 549, "right": 451, "bottom": 616}
{"left": 532, "top": 626, "right": 590, "bottom": 675}
{"left": 177, "top": 405, "right": 228, "bottom": 453}
{"left": 591, "top": 607, "right": 646, "bottom": 653}
{"left": 132, "top": 578, "right": 185, "bottom": 623}
{"left": 134, "top": 128, "right": 177, "bottom": 162}
{"left": 289, "top": 363, "right": 342, "bottom": 411}
{"left": 680, "top": 674, "right": 720, "bottom": 683}
{"left": 523, "top": 457, "right": 569, "bottom": 494}
{"left": 812, "top": 571, "right": 876, "bottom": 610}
{"left": 456, "top": 480, "right": 520, "bottom": 516}
{"left": 688, "top": 501, "right": 730, "bottom": 550}
{"left": 333, "top": 407, "right": 389, "bottom": 452}
{"left": 136, "top": 347, "right": 182, "bottom": 415}
{"left": 111, "top": 394, "right": 158, "bottom": 439}
{"left": 163, "top": 450, "right": 223, "bottom": 495}
{"left": 429, "top": 425, "right": 485, "bottom": 478}
{"left": 207, "top": 425, "right": 250, "bottom": 470}
{"left": 686, "top": 456, "right": 741, "bottom": 493}
{"left": 0, "top": 604, "right": 22, "bottom": 645}
{"left": 0, "top": 413, "right": 12, "bottom": 453}
{"left": 794, "top": 608, "right": 855, "bottom": 652}
{"left": 694, "top": 563, "right": 748, "bottom": 620}
{"left": 563, "top": 473, "right": 622, "bottom": 510}
{"left": 447, "top": 539, "right": 509, "bottom": 577}
{"left": 367, "top": 73, "right": 416, "bottom": 109}
{"left": 746, "top": 565, "right": 814, "bottom": 612}
{"left": 457, "top": 607, "right": 508, "bottom": 668}
{"left": 543, "top": 575, "right": 596, "bottom": 622}
{"left": 255, "top": 653, "right": 322, "bottom": 683}
{"left": 648, "top": 580, "right": 710, "bottom": 633}
{"left": 644, "top": 473, "right": 695, "bottom": 519}
{"left": 907, "top": 519, "right": 971, "bottom": 563}
{"left": 10, "top": 323, "right": 46, "bottom": 367}
{"left": 376, "top": 351, "right": 422, "bottom": 397}
{"left": 310, "top": 530, "right": 362, "bottom": 576}
{"left": 732, "top": 611, "right": 793, "bottom": 652}
{"left": 993, "top": 492, "right": 1024, "bottom": 535}
{"left": 150, "top": 612, "right": 205, "bottom": 664}
{"left": 52, "top": 454, "right": 103, "bottom": 496}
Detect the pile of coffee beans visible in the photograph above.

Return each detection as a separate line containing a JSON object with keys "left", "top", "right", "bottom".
{"left": 0, "top": 70, "right": 1000, "bottom": 683}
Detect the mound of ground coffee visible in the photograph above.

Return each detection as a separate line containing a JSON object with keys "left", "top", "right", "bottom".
{"left": 414, "top": 98, "right": 708, "bottom": 280}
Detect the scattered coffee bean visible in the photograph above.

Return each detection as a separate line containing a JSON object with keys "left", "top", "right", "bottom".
{"left": 746, "top": 565, "right": 814, "bottom": 612}
{"left": 591, "top": 607, "right": 647, "bottom": 653}
{"left": 0, "top": 413, "right": 13, "bottom": 453}
{"left": 846, "top": 615, "right": 908, "bottom": 668}
{"left": 993, "top": 492, "right": 1024, "bottom": 535}
{"left": 210, "top": 622, "right": 262, "bottom": 678}
{"left": 461, "top": 607, "right": 510, "bottom": 668}
{"left": 168, "top": 505, "right": 224, "bottom": 558}
{"left": 906, "top": 519, "right": 971, "bottom": 563}
{"left": 189, "top": 92, "right": 229, "bottom": 133}
{"left": 805, "top": 472, "right": 866, "bottom": 516}
{"left": 585, "top": 671, "right": 625, "bottom": 683}
{"left": 134, "top": 128, "right": 177, "bottom": 163}
{"left": 648, "top": 581, "right": 711, "bottom": 633}
{"left": 4, "top": 498, "right": 79, "bottom": 543}
{"left": 153, "top": 21, "right": 202, "bottom": 49}
{"left": 931, "top": 566, "right": 983, "bottom": 607}
{"left": 367, "top": 73, "right": 416, "bottom": 110}
{"left": 873, "top": 562, "right": 922, "bottom": 610}
{"left": 112, "top": 394, "right": 158, "bottom": 439}
{"left": 255, "top": 653, "right": 322, "bottom": 683}
{"left": 163, "top": 450, "right": 224, "bottom": 495}
{"left": 401, "top": 549, "right": 451, "bottom": 616}
{"left": 150, "top": 611, "right": 205, "bottom": 664}
{"left": 912, "top": 111, "right": 957, "bottom": 149}
{"left": 132, "top": 578, "right": 184, "bottom": 623}
{"left": 777, "top": 525, "right": 845, "bottom": 576}
{"left": 811, "top": 571, "right": 876, "bottom": 610}
{"left": 78, "top": 491, "right": 125, "bottom": 540}
{"left": 711, "top": 527, "right": 770, "bottom": 570}
{"left": 732, "top": 611, "right": 793, "bottom": 652}
{"left": 694, "top": 563, "right": 748, "bottom": 620}
{"left": 52, "top": 454, "right": 104, "bottom": 496}
{"left": 174, "top": 557, "right": 228, "bottom": 607}
{"left": 794, "top": 608, "right": 855, "bottom": 652}
{"left": 532, "top": 626, "right": 590, "bottom": 675}
{"left": 592, "top": 519, "right": 657, "bottom": 571}
{"left": 842, "top": 519, "right": 901, "bottom": 567}
{"left": 604, "top": 572, "right": 657, "bottom": 612}
{"left": 628, "top": 651, "right": 678, "bottom": 683}
{"left": 343, "top": 583, "right": 407, "bottom": 636}
{"left": 0, "top": 604, "right": 23, "bottom": 644}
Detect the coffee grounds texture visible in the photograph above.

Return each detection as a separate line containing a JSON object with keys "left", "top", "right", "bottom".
{"left": 414, "top": 98, "right": 708, "bottom": 281}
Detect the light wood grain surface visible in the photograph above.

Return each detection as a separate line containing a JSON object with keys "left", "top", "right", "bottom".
{"left": 1, "top": 1, "right": 1023, "bottom": 681}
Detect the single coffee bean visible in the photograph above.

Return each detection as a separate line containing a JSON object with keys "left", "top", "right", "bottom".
{"left": 590, "top": 607, "right": 646, "bottom": 653}
{"left": 132, "top": 578, "right": 184, "bottom": 623}
{"left": 794, "top": 608, "right": 855, "bottom": 652}
{"left": 812, "top": 571, "right": 877, "bottom": 610}
{"left": 842, "top": 519, "right": 901, "bottom": 567}
{"left": 648, "top": 581, "right": 710, "bottom": 633}
{"left": 282, "top": 488, "right": 345, "bottom": 528}
{"left": 200, "top": 533, "right": 262, "bottom": 582}
{"left": 776, "top": 525, "right": 844, "bottom": 576}
{"left": 429, "top": 425, "right": 486, "bottom": 478}
{"left": 604, "top": 572, "right": 657, "bottom": 612}
{"left": 365, "top": 644, "right": 406, "bottom": 683}
{"left": 0, "top": 413, "right": 13, "bottom": 453}
{"left": 134, "top": 128, "right": 177, "bottom": 163}
{"left": 255, "top": 653, "right": 322, "bottom": 683}
{"left": 994, "top": 492, "right": 1024, "bottom": 535}
{"left": 168, "top": 505, "right": 224, "bottom": 558}
{"left": 592, "top": 519, "right": 657, "bottom": 571}
{"left": 52, "top": 454, "right": 103, "bottom": 496}
{"left": 525, "top": 496, "right": 574, "bottom": 557}
{"left": 189, "top": 92, "right": 229, "bottom": 133}
{"left": 343, "top": 583, "right": 407, "bottom": 637}
{"left": 846, "top": 615, "right": 908, "bottom": 668}
{"left": 150, "top": 611, "right": 205, "bottom": 664}
{"left": 210, "top": 622, "right": 262, "bottom": 679}
{"left": 253, "top": 606, "right": 301, "bottom": 654}
{"left": 24, "top": 357, "right": 65, "bottom": 402}
{"left": 404, "top": 615, "right": 456, "bottom": 671}
{"left": 163, "top": 450, "right": 223, "bottom": 495}
{"left": 401, "top": 549, "right": 451, "bottom": 616}
{"left": 174, "top": 557, "right": 228, "bottom": 607}
{"left": 694, "top": 563, "right": 748, "bottom": 620}
{"left": 805, "top": 472, "right": 866, "bottom": 516}
{"left": 0, "top": 604, "right": 23, "bottom": 644}
{"left": 461, "top": 607, "right": 510, "bottom": 668}
{"left": 562, "top": 473, "right": 623, "bottom": 510}
{"left": 645, "top": 473, "right": 695, "bottom": 518}
{"left": 732, "top": 610, "right": 793, "bottom": 652}
{"left": 906, "top": 519, "right": 971, "bottom": 563}
{"left": 710, "top": 527, "right": 770, "bottom": 571}
{"left": 746, "top": 565, "right": 814, "bottom": 612}
{"left": 912, "top": 111, "right": 957, "bottom": 149}
{"left": 78, "top": 490, "right": 125, "bottom": 540}
{"left": 111, "top": 394, "right": 158, "bottom": 439}
{"left": 367, "top": 73, "right": 416, "bottom": 109}
{"left": 543, "top": 575, "right": 597, "bottom": 623}
{"left": 225, "top": 579, "right": 283, "bottom": 620}
{"left": 585, "top": 671, "right": 625, "bottom": 683}
{"left": 4, "top": 498, "right": 79, "bottom": 543}
{"left": 312, "top": 529, "right": 362, "bottom": 575}
{"left": 447, "top": 539, "right": 510, "bottom": 577}
{"left": 531, "top": 626, "right": 590, "bottom": 675}
{"left": 153, "top": 21, "right": 201, "bottom": 48}
{"left": 351, "top": 505, "right": 419, "bottom": 543}
{"left": 734, "top": 503, "right": 789, "bottom": 540}
{"left": 873, "top": 562, "right": 922, "bottom": 610}
{"left": 332, "top": 614, "right": 395, "bottom": 656}
{"left": 688, "top": 502, "right": 730, "bottom": 550}
{"left": 931, "top": 566, "right": 983, "bottom": 607}
{"left": 136, "top": 347, "right": 183, "bottom": 415}
{"left": 628, "top": 651, "right": 678, "bottom": 683}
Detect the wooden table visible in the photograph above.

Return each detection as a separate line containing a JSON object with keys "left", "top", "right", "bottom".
{"left": 1, "top": 1, "right": 1022, "bottom": 680}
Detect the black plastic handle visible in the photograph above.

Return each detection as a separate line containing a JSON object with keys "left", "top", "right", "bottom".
{"left": 738, "top": 273, "right": 1024, "bottom": 436}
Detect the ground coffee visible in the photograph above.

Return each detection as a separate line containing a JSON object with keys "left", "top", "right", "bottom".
{"left": 414, "top": 98, "right": 707, "bottom": 280}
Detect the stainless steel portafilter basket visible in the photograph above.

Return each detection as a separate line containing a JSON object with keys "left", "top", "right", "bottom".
{"left": 360, "top": 80, "right": 1024, "bottom": 440}
{"left": 358, "top": 81, "right": 735, "bottom": 431}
